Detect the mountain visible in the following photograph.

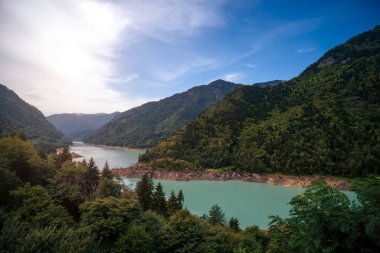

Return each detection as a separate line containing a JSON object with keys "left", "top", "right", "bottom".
{"left": 84, "top": 80, "right": 247, "bottom": 148}
{"left": 47, "top": 112, "right": 120, "bottom": 140}
{"left": 140, "top": 25, "right": 380, "bottom": 177}
{"left": 0, "top": 84, "right": 69, "bottom": 150}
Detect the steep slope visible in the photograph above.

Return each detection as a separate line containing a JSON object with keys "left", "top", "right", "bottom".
{"left": 140, "top": 25, "right": 380, "bottom": 177}
{"left": 84, "top": 80, "right": 244, "bottom": 148}
{"left": 47, "top": 112, "right": 120, "bottom": 140}
{"left": 0, "top": 84, "right": 69, "bottom": 150}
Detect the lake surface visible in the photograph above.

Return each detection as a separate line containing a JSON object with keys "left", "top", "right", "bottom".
{"left": 123, "top": 178, "right": 356, "bottom": 229}
{"left": 71, "top": 142, "right": 356, "bottom": 228}
{"left": 70, "top": 142, "right": 145, "bottom": 168}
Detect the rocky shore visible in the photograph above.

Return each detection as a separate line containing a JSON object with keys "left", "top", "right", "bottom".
{"left": 113, "top": 163, "right": 352, "bottom": 190}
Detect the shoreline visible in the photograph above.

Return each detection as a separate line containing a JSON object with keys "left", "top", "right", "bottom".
{"left": 113, "top": 163, "right": 352, "bottom": 190}
{"left": 72, "top": 141, "right": 146, "bottom": 152}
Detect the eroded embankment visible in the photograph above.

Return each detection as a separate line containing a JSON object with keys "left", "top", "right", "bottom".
{"left": 113, "top": 163, "right": 351, "bottom": 190}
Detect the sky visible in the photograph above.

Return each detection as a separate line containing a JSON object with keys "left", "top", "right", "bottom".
{"left": 0, "top": 0, "right": 379, "bottom": 115}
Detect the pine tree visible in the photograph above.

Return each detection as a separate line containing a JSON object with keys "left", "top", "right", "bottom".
{"left": 135, "top": 173, "right": 153, "bottom": 210}
{"left": 55, "top": 146, "right": 72, "bottom": 169}
{"left": 152, "top": 182, "right": 167, "bottom": 216}
{"left": 229, "top": 217, "right": 240, "bottom": 232}
{"left": 101, "top": 161, "right": 113, "bottom": 179}
{"left": 167, "top": 190, "right": 179, "bottom": 215}
{"left": 177, "top": 190, "right": 184, "bottom": 209}
{"left": 208, "top": 204, "right": 226, "bottom": 226}
{"left": 85, "top": 158, "right": 100, "bottom": 199}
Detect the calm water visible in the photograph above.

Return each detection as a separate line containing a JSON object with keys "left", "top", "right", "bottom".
{"left": 70, "top": 142, "right": 145, "bottom": 168}
{"left": 71, "top": 142, "right": 356, "bottom": 228}
{"left": 123, "top": 178, "right": 356, "bottom": 229}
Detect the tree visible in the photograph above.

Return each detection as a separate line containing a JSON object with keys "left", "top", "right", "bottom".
{"left": 98, "top": 177, "right": 123, "bottom": 198}
{"left": 0, "top": 136, "right": 50, "bottom": 185}
{"left": 167, "top": 190, "right": 180, "bottom": 215}
{"left": 208, "top": 204, "right": 226, "bottom": 226}
{"left": 177, "top": 190, "right": 184, "bottom": 209}
{"left": 0, "top": 166, "right": 21, "bottom": 206}
{"left": 135, "top": 173, "right": 153, "bottom": 210}
{"left": 101, "top": 161, "right": 113, "bottom": 179}
{"left": 267, "top": 180, "right": 353, "bottom": 253}
{"left": 115, "top": 225, "right": 154, "bottom": 253}
{"left": 84, "top": 158, "right": 100, "bottom": 199}
{"left": 350, "top": 175, "right": 380, "bottom": 251}
{"left": 161, "top": 209, "right": 207, "bottom": 253}
{"left": 48, "top": 161, "right": 88, "bottom": 220}
{"left": 229, "top": 217, "right": 240, "bottom": 232}
{"left": 0, "top": 219, "right": 96, "bottom": 253}
{"left": 55, "top": 146, "right": 71, "bottom": 169}
{"left": 152, "top": 182, "right": 167, "bottom": 216}
{"left": 80, "top": 197, "right": 142, "bottom": 242}
{"left": 238, "top": 226, "right": 269, "bottom": 253}
{"left": 10, "top": 183, "right": 73, "bottom": 227}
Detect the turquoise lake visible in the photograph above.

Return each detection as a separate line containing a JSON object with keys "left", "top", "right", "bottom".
{"left": 71, "top": 142, "right": 356, "bottom": 228}
{"left": 71, "top": 141, "right": 145, "bottom": 168}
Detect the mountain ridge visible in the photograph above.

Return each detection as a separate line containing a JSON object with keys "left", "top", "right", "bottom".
{"left": 140, "top": 25, "right": 380, "bottom": 177}
{"left": 84, "top": 79, "right": 284, "bottom": 148}
{"left": 0, "top": 84, "right": 69, "bottom": 150}
{"left": 47, "top": 112, "right": 120, "bottom": 140}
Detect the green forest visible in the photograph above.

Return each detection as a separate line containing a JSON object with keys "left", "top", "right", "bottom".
{"left": 0, "top": 84, "right": 70, "bottom": 151}
{"left": 140, "top": 26, "right": 380, "bottom": 178}
{"left": 0, "top": 135, "right": 379, "bottom": 252}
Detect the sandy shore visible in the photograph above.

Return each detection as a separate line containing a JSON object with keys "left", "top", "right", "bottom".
{"left": 113, "top": 163, "right": 352, "bottom": 190}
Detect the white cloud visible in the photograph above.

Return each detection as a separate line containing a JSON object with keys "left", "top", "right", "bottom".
{"left": 221, "top": 72, "right": 245, "bottom": 82}
{"left": 246, "top": 63, "right": 257, "bottom": 68}
{"left": 108, "top": 74, "right": 140, "bottom": 84}
{"left": 0, "top": 0, "right": 226, "bottom": 114}
{"left": 297, "top": 47, "right": 315, "bottom": 53}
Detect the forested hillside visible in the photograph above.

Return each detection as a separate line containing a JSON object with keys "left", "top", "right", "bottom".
{"left": 84, "top": 80, "right": 241, "bottom": 147}
{"left": 0, "top": 135, "right": 379, "bottom": 252}
{"left": 47, "top": 112, "right": 120, "bottom": 140}
{"left": 0, "top": 84, "right": 69, "bottom": 150}
{"left": 141, "top": 26, "right": 380, "bottom": 177}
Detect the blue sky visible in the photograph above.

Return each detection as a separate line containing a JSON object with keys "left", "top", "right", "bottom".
{"left": 0, "top": 0, "right": 379, "bottom": 114}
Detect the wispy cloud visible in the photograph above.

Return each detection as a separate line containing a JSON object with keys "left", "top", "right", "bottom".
{"left": 228, "top": 19, "right": 322, "bottom": 64}
{"left": 0, "top": 0, "right": 227, "bottom": 114}
{"left": 297, "top": 47, "right": 315, "bottom": 53}
{"left": 246, "top": 63, "right": 257, "bottom": 68}
{"left": 221, "top": 72, "right": 245, "bottom": 82}
{"left": 108, "top": 74, "right": 140, "bottom": 84}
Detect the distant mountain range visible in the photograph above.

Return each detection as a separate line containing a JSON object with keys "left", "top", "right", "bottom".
{"left": 0, "top": 84, "right": 69, "bottom": 150}
{"left": 84, "top": 80, "right": 244, "bottom": 147}
{"left": 140, "top": 25, "right": 380, "bottom": 177}
{"left": 84, "top": 80, "right": 284, "bottom": 148}
{"left": 47, "top": 112, "right": 120, "bottom": 140}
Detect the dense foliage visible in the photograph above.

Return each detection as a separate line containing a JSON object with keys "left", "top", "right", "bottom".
{"left": 0, "top": 136, "right": 270, "bottom": 252}
{"left": 0, "top": 135, "right": 379, "bottom": 252}
{"left": 267, "top": 178, "right": 380, "bottom": 252}
{"left": 141, "top": 25, "right": 380, "bottom": 177}
{"left": 0, "top": 84, "right": 69, "bottom": 151}
{"left": 47, "top": 112, "right": 120, "bottom": 140}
